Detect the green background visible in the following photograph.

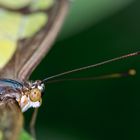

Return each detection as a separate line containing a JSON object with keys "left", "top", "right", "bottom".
{"left": 25, "top": 0, "right": 140, "bottom": 140}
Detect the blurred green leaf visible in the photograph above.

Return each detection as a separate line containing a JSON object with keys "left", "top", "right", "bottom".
{"left": 59, "top": 0, "right": 134, "bottom": 40}
{"left": 19, "top": 130, "right": 32, "bottom": 140}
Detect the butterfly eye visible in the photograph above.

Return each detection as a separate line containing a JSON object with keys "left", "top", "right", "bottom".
{"left": 29, "top": 88, "right": 41, "bottom": 102}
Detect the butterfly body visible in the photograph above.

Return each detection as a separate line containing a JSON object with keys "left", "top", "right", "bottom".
{"left": 0, "top": 79, "right": 44, "bottom": 112}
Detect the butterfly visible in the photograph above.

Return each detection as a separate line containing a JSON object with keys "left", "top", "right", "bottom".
{"left": 0, "top": 0, "right": 69, "bottom": 140}
{"left": 0, "top": 0, "right": 139, "bottom": 140}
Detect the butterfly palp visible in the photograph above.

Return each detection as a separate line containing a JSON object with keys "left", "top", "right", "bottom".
{"left": 19, "top": 80, "right": 45, "bottom": 112}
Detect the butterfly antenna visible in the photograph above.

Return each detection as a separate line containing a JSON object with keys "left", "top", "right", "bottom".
{"left": 47, "top": 69, "right": 136, "bottom": 84}
{"left": 41, "top": 51, "right": 140, "bottom": 83}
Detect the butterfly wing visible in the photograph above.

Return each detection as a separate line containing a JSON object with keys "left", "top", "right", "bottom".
{"left": 0, "top": 0, "right": 69, "bottom": 81}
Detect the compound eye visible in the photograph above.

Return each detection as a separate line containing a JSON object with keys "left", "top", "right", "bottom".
{"left": 29, "top": 88, "right": 41, "bottom": 102}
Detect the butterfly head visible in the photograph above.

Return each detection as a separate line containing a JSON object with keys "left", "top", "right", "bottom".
{"left": 20, "top": 80, "right": 45, "bottom": 112}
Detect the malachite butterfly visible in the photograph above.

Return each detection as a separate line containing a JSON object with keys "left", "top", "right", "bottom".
{"left": 0, "top": 0, "right": 69, "bottom": 140}
{"left": 0, "top": 1, "right": 140, "bottom": 140}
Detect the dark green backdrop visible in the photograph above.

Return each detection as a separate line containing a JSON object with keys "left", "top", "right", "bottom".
{"left": 25, "top": 1, "right": 140, "bottom": 140}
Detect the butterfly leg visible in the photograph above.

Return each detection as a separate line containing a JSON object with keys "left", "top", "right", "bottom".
{"left": 30, "top": 108, "right": 39, "bottom": 140}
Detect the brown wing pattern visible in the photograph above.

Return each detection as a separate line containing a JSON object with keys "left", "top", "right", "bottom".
{"left": 0, "top": 0, "right": 69, "bottom": 81}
